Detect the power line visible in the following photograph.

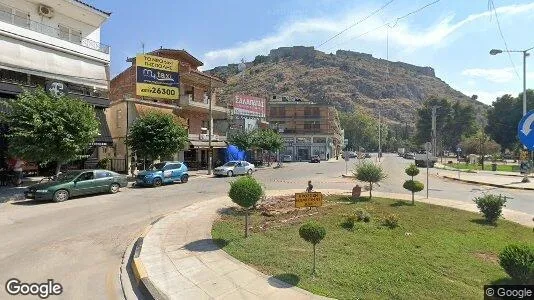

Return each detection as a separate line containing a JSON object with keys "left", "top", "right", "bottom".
{"left": 317, "top": 0, "right": 396, "bottom": 49}
{"left": 488, "top": 0, "right": 520, "bottom": 78}
{"left": 326, "top": 0, "right": 440, "bottom": 52}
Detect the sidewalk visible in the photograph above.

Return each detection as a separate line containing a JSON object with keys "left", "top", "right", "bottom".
{"left": 132, "top": 189, "right": 533, "bottom": 300}
{"left": 435, "top": 163, "right": 533, "bottom": 178}
{"left": 0, "top": 176, "right": 45, "bottom": 205}
{"left": 436, "top": 168, "right": 534, "bottom": 191}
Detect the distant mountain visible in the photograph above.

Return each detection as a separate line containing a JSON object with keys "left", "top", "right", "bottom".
{"left": 207, "top": 46, "right": 487, "bottom": 125}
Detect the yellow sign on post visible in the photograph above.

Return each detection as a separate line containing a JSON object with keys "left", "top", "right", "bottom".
{"left": 135, "top": 54, "right": 180, "bottom": 100}
{"left": 520, "top": 150, "right": 529, "bottom": 161}
{"left": 295, "top": 192, "right": 323, "bottom": 208}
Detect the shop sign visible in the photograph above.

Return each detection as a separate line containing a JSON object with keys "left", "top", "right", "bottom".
{"left": 136, "top": 54, "right": 180, "bottom": 100}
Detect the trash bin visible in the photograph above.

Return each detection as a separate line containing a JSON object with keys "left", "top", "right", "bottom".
{"left": 491, "top": 163, "right": 497, "bottom": 171}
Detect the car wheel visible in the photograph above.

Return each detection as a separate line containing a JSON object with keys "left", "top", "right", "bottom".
{"left": 181, "top": 174, "right": 189, "bottom": 183}
{"left": 227, "top": 170, "right": 233, "bottom": 177}
{"left": 53, "top": 189, "right": 69, "bottom": 202}
{"left": 153, "top": 178, "right": 162, "bottom": 187}
{"left": 247, "top": 169, "right": 253, "bottom": 175}
{"left": 109, "top": 183, "right": 120, "bottom": 194}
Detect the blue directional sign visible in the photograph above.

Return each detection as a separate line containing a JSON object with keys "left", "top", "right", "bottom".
{"left": 518, "top": 110, "right": 534, "bottom": 150}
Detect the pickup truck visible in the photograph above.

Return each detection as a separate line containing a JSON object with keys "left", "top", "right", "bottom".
{"left": 415, "top": 151, "right": 437, "bottom": 167}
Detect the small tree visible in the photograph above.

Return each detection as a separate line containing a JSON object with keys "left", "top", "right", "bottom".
{"left": 403, "top": 164, "right": 424, "bottom": 205}
{"left": 2, "top": 88, "right": 99, "bottom": 174}
{"left": 353, "top": 161, "right": 387, "bottom": 199}
{"left": 253, "top": 129, "right": 284, "bottom": 166}
{"left": 473, "top": 194, "right": 507, "bottom": 225}
{"left": 228, "top": 176, "right": 263, "bottom": 237}
{"left": 299, "top": 222, "right": 326, "bottom": 275}
{"left": 126, "top": 111, "right": 188, "bottom": 166}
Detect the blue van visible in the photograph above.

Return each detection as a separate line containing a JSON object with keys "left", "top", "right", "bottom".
{"left": 135, "top": 161, "right": 189, "bottom": 187}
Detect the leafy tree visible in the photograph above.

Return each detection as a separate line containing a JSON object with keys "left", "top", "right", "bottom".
{"left": 415, "top": 96, "right": 452, "bottom": 147}
{"left": 486, "top": 90, "right": 534, "bottom": 151}
{"left": 353, "top": 161, "right": 387, "bottom": 199}
{"left": 253, "top": 129, "right": 283, "bottom": 166}
{"left": 2, "top": 88, "right": 99, "bottom": 174}
{"left": 444, "top": 100, "right": 477, "bottom": 149}
{"left": 403, "top": 164, "right": 424, "bottom": 205}
{"left": 228, "top": 176, "right": 264, "bottom": 237}
{"left": 340, "top": 110, "right": 387, "bottom": 151}
{"left": 126, "top": 111, "right": 188, "bottom": 164}
{"left": 299, "top": 221, "right": 326, "bottom": 275}
{"left": 459, "top": 131, "right": 501, "bottom": 168}
{"left": 228, "top": 129, "right": 255, "bottom": 152}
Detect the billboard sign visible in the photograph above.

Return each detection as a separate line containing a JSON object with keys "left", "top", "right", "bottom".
{"left": 136, "top": 54, "right": 180, "bottom": 100}
{"left": 233, "top": 94, "right": 265, "bottom": 118}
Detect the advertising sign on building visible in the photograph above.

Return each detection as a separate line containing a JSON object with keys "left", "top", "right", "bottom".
{"left": 136, "top": 54, "right": 180, "bottom": 100}
{"left": 233, "top": 94, "right": 266, "bottom": 118}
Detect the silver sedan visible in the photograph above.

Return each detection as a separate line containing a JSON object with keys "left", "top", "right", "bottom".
{"left": 213, "top": 161, "right": 255, "bottom": 177}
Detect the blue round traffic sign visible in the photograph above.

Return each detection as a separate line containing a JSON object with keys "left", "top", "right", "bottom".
{"left": 518, "top": 110, "right": 534, "bottom": 150}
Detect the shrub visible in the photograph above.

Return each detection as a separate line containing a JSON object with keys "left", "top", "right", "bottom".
{"left": 382, "top": 214, "right": 399, "bottom": 229}
{"left": 341, "top": 215, "right": 357, "bottom": 230}
{"left": 499, "top": 243, "right": 534, "bottom": 284}
{"left": 355, "top": 209, "right": 371, "bottom": 223}
{"left": 405, "top": 164, "right": 420, "bottom": 178}
{"left": 96, "top": 157, "right": 111, "bottom": 169}
{"left": 299, "top": 222, "right": 326, "bottom": 274}
{"left": 403, "top": 180, "right": 424, "bottom": 205}
{"left": 228, "top": 176, "right": 264, "bottom": 237}
{"left": 473, "top": 194, "right": 507, "bottom": 225}
{"left": 353, "top": 161, "right": 387, "bottom": 199}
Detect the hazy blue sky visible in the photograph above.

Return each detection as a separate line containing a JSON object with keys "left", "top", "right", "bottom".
{"left": 90, "top": 0, "right": 534, "bottom": 105}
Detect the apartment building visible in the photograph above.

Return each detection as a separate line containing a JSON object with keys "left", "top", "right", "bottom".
{"left": 267, "top": 95, "right": 343, "bottom": 161}
{"left": 0, "top": 0, "right": 112, "bottom": 168}
{"left": 109, "top": 48, "right": 228, "bottom": 172}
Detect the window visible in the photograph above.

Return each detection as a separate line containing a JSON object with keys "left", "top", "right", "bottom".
{"left": 0, "top": 5, "right": 29, "bottom": 28}
{"left": 77, "top": 172, "right": 94, "bottom": 181}
{"left": 95, "top": 171, "right": 111, "bottom": 179}
{"left": 0, "top": 4, "right": 11, "bottom": 23}
{"left": 116, "top": 109, "right": 122, "bottom": 128}
{"left": 59, "top": 24, "right": 82, "bottom": 44}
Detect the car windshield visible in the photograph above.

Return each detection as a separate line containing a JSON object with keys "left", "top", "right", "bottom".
{"left": 223, "top": 162, "right": 237, "bottom": 167}
{"left": 150, "top": 163, "right": 166, "bottom": 170}
{"left": 56, "top": 171, "right": 81, "bottom": 181}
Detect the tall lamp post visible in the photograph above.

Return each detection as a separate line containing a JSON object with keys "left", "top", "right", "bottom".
{"left": 490, "top": 47, "right": 533, "bottom": 182}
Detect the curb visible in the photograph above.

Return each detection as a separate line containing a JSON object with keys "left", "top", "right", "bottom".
{"left": 129, "top": 216, "right": 171, "bottom": 300}
{"left": 442, "top": 175, "right": 534, "bottom": 191}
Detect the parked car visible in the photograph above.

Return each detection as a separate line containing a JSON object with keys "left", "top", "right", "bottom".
{"left": 403, "top": 152, "right": 415, "bottom": 159}
{"left": 136, "top": 161, "right": 189, "bottom": 187}
{"left": 24, "top": 169, "right": 128, "bottom": 202}
{"left": 310, "top": 155, "right": 321, "bottom": 163}
{"left": 282, "top": 155, "right": 292, "bottom": 162}
{"left": 214, "top": 161, "right": 255, "bottom": 177}
{"left": 349, "top": 152, "right": 358, "bottom": 158}
{"left": 364, "top": 153, "right": 371, "bottom": 158}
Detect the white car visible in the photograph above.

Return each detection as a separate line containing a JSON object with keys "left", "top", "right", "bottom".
{"left": 213, "top": 161, "right": 255, "bottom": 177}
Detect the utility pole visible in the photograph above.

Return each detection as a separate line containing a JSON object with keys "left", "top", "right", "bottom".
{"left": 208, "top": 80, "right": 213, "bottom": 175}
{"left": 431, "top": 106, "right": 437, "bottom": 156}
{"left": 378, "top": 110, "right": 381, "bottom": 162}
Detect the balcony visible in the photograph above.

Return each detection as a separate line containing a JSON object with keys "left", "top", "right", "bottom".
{"left": 0, "top": 9, "right": 110, "bottom": 54}
{"left": 180, "top": 94, "right": 228, "bottom": 118}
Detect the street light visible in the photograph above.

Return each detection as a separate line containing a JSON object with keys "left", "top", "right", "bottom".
{"left": 490, "top": 46, "right": 534, "bottom": 182}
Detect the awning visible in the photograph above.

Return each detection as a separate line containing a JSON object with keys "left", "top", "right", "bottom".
{"left": 92, "top": 109, "right": 113, "bottom": 146}
{"left": 189, "top": 140, "right": 227, "bottom": 149}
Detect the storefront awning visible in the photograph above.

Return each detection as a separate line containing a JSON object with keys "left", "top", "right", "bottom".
{"left": 92, "top": 109, "right": 113, "bottom": 146}
{"left": 189, "top": 140, "right": 227, "bottom": 149}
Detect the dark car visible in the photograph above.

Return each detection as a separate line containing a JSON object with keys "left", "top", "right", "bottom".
{"left": 25, "top": 170, "right": 128, "bottom": 202}
{"left": 135, "top": 161, "right": 189, "bottom": 187}
{"left": 364, "top": 153, "right": 371, "bottom": 158}
{"left": 310, "top": 155, "right": 321, "bottom": 163}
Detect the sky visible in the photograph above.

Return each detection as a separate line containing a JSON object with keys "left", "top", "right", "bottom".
{"left": 89, "top": 0, "right": 534, "bottom": 106}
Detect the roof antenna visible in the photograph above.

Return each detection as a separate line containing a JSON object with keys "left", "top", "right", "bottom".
{"left": 141, "top": 41, "right": 145, "bottom": 54}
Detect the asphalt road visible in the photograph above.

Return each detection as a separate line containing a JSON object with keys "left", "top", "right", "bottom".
{"left": 0, "top": 154, "right": 531, "bottom": 299}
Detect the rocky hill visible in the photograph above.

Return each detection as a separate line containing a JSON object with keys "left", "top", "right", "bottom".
{"left": 207, "top": 46, "right": 486, "bottom": 125}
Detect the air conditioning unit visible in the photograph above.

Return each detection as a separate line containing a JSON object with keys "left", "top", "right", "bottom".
{"left": 38, "top": 4, "right": 54, "bottom": 18}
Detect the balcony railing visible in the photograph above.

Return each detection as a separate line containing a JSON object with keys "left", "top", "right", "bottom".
{"left": 0, "top": 9, "right": 110, "bottom": 54}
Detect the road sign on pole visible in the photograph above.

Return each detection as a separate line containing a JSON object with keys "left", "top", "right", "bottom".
{"left": 518, "top": 110, "right": 534, "bottom": 150}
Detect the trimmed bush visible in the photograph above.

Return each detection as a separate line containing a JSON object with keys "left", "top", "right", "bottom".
{"left": 383, "top": 214, "right": 399, "bottom": 229}
{"left": 403, "top": 180, "right": 424, "bottom": 205}
{"left": 405, "top": 164, "right": 420, "bottom": 178}
{"left": 228, "top": 176, "right": 264, "bottom": 237}
{"left": 356, "top": 209, "right": 371, "bottom": 223}
{"left": 473, "top": 194, "right": 507, "bottom": 225}
{"left": 499, "top": 243, "right": 534, "bottom": 284}
{"left": 299, "top": 222, "right": 326, "bottom": 274}
{"left": 341, "top": 215, "right": 357, "bottom": 230}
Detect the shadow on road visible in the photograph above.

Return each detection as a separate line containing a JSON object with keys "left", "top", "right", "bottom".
{"left": 268, "top": 273, "right": 300, "bottom": 288}
{"left": 11, "top": 199, "right": 52, "bottom": 206}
